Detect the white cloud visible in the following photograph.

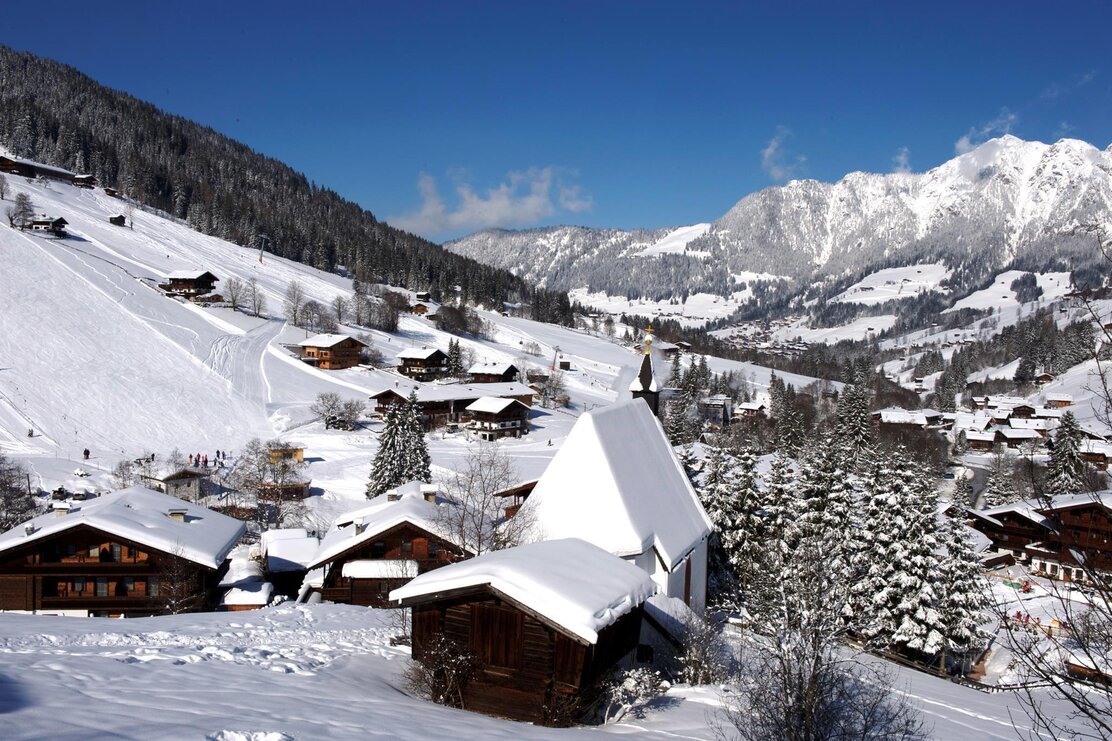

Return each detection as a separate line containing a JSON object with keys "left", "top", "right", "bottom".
{"left": 761, "top": 126, "right": 806, "bottom": 181}
{"left": 955, "top": 108, "right": 1018, "bottom": 154}
{"left": 390, "top": 167, "right": 593, "bottom": 237}
{"left": 1053, "top": 120, "right": 1075, "bottom": 139}
{"left": 892, "top": 146, "right": 911, "bottom": 174}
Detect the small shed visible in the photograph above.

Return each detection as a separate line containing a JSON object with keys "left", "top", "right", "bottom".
{"left": 392, "top": 538, "right": 655, "bottom": 725}
{"left": 109, "top": 214, "right": 127, "bottom": 227}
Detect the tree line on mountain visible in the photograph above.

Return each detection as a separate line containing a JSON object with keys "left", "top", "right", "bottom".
{"left": 0, "top": 47, "right": 574, "bottom": 326}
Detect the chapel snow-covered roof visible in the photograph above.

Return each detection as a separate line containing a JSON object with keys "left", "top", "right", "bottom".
{"left": 0, "top": 486, "right": 244, "bottom": 570}
{"left": 390, "top": 538, "right": 656, "bottom": 644}
{"left": 520, "top": 400, "right": 711, "bottom": 569}
{"left": 308, "top": 482, "right": 463, "bottom": 569}
{"left": 298, "top": 333, "right": 364, "bottom": 348}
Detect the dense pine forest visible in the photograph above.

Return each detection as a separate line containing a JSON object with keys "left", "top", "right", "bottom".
{"left": 0, "top": 47, "right": 573, "bottom": 324}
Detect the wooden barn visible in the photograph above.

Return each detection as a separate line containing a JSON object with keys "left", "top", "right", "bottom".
{"left": 518, "top": 400, "right": 712, "bottom": 614}
{"left": 0, "top": 487, "right": 244, "bottom": 617}
{"left": 391, "top": 538, "right": 655, "bottom": 726}
{"left": 160, "top": 270, "right": 218, "bottom": 298}
{"left": 396, "top": 347, "right": 450, "bottom": 381}
{"left": 305, "top": 482, "right": 467, "bottom": 607}
{"left": 468, "top": 362, "right": 520, "bottom": 384}
{"left": 466, "top": 396, "right": 531, "bottom": 440}
{"left": 0, "top": 155, "right": 77, "bottom": 183}
{"left": 298, "top": 334, "right": 366, "bottom": 370}
{"left": 109, "top": 214, "right": 127, "bottom": 226}
{"left": 26, "top": 216, "right": 68, "bottom": 236}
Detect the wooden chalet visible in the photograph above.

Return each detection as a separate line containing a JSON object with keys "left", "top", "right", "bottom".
{"left": 396, "top": 347, "right": 450, "bottom": 381}
{"left": 103, "top": 187, "right": 119, "bottom": 197}
{"left": 734, "top": 401, "right": 767, "bottom": 418}
{"left": 871, "top": 407, "right": 928, "bottom": 428}
{"left": 1080, "top": 440, "right": 1112, "bottom": 471}
{"left": 73, "top": 174, "right": 96, "bottom": 188}
{"left": 697, "top": 394, "right": 734, "bottom": 427}
{"left": 1046, "top": 393, "right": 1074, "bottom": 409}
{"left": 391, "top": 538, "right": 655, "bottom": 726}
{"left": 0, "top": 487, "right": 244, "bottom": 617}
{"left": 493, "top": 480, "right": 539, "bottom": 519}
{"left": 519, "top": 400, "right": 712, "bottom": 614}
{"left": 466, "top": 396, "right": 531, "bottom": 440}
{"left": 298, "top": 334, "right": 366, "bottom": 370}
{"left": 160, "top": 270, "right": 218, "bottom": 298}
{"left": 1034, "top": 372, "right": 1056, "bottom": 385}
{"left": 370, "top": 382, "right": 535, "bottom": 430}
{"left": 0, "top": 155, "right": 77, "bottom": 183}
{"left": 139, "top": 466, "right": 212, "bottom": 501}
{"left": 411, "top": 300, "right": 440, "bottom": 317}
{"left": 26, "top": 216, "right": 68, "bottom": 236}
{"left": 305, "top": 482, "right": 467, "bottom": 608}
{"left": 108, "top": 214, "right": 127, "bottom": 226}
{"left": 266, "top": 443, "right": 305, "bottom": 465}
{"left": 468, "top": 362, "right": 520, "bottom": 384}
{"left": 969, "top": 491, "right": 1112, "bottom": 581}
{"left": 964, "top": 429, "right": 997, "bottom": 451}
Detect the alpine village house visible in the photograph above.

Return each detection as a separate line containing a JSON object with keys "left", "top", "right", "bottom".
{"left": 297, "top": 333, "right": 366, "bottom": 370}
{"left": 0, "top": 487, "right": 244, "bottom": 617}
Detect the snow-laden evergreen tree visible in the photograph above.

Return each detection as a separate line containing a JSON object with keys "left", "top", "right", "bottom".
{"left": 887, "top": 469, "right": 944, "bottom": 656}
{"left": 695, "top": 445, "right": 741, "bottom": 605}
{"left": 982, "top": 444, "right": 1019, "bottom": 508}
{"left": 667, "top": 353, "right": 682, "bottom": 387}
{"left": 719, "top": 447, "right": 764, "bottom": 594}
{"left": 761, "top": 451, "right": 797, "bottom": 559}
{"left": 794, "top": 439, "right": 855, "bottom": 561}
{"left": 366, "top": 404, "right": 407, "bottom": 498}
{"left": 446, "top": 339, "right": 464, "bottom": 378}
{"left": 935, "top": 513, "right": 987, "bottom": 667}
{"left": 400, "top": 390, "right": 432, "bottom": 483}
{"left": 833, "top": 384, "right": 873, "bottom": 470}
{"left": 1045, "top": 411, "right": 1086, "bottom": 497}
{"left": 952, "top": 472, "right": 974, "bottom": 508}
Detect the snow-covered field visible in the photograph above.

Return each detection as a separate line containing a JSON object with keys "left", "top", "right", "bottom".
{"left": 832, "top": 263, "right": 951, "bottom": 305}
{"left": 0, "top": 602, "right": 1091, "bottom": 740}
{"left": 567, "top": 287, "right": 760, "bottom": 327}
{"left": 771, "top": 314, "right": 898, "bottom": 344}
{"left": 632, "top": 223, "right": 712, "bottom": 257}
{"left": 945, "top": 270, "right": 1072, "bottom": 314}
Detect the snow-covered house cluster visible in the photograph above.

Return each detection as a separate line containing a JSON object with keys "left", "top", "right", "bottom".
{"left": 520, "top": 400, "right": 712, "bottom": 614}
{"left": 303, "top": 481, "right": 468, "bottom": 607}
{"left": 370, "top": 381, "right": 535, "bottom": 431}
{"left": 967, "top": 491, "right": 1112, "bottom": 581}
{"left": 391, "top": 538, "right": 655, "bottom": 726}
{"left": 0, "top": 487, "right": 244, "bottom": 617}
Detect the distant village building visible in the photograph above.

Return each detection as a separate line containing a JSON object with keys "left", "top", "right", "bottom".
{"left": 305, "top": 482, "right": 467, "bottom": 607}
{"left": 396, "top": 347, "right": 450, "bottom": 381}
{"left": 160, "top": 270, "right": 218, "bottom": 298}
{"left": 519, "top": 400, "right": 712, "bottom": 613}
{"left": 411, "top": 300, "right": 440, "bottom": 318}
{"left": 0, "top": 155, "right": 79, "bottom": 183}
{"left": 26, "top": 216, "right": 68, "bottom": 236}
{"left": 370, "top": 382, "right": 534, "bottom": 430}
{"left": 391, "top": 538, "right": 654, "bottom": 726}
{"left": 103, "top": 187, "right": 119, "bottom": 198}
{"left": 73, "top": 174, "right": 96, "bottom": 188}
{"left": 698, "top": 394, "right": 734, "bottom": 427}
{"left": 871, "top": 407, "right": 928, "bottom": 428}
{"left": 108, "top": 214, "right": 127, "bottom": 226}
{"left": 266, "top": 443, "right": 305, "bottom": 465}
{"left": 0, "top": 487, "right": 244, "bottom": 617}
{"left": 297, "top": 334, "right": 366, "bottom": 370}
{"left": 466, "top": 396, "right": 531, "bottom": 440}
{"left": 468, "top": 362, "right": 519, "bottom": 384}
{"left": 1045, "top": 393, "right": 1074, "bottom": 409}
{"left": 139, "top": 466, "right": 212, "bottom": 501}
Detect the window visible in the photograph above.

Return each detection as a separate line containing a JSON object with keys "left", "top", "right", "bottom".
{"left": 401, "top": 540, "right": 412, "bottom": 556}
{"left": 147, "top": 577, "right": 160, "bottom": 597}
{"left": 371, "top": 541, "right": 387, "bottom": 558}
{"left": 88, "top": 544, "right": 100, "bottom": 559}
{"left": 428, "top": 540, "right": 440, "bottom": 559}
{"left": 73, "top": 577, "right": 86, "bottom": 594}
{"left": 96, "top": 577, "right": 108, "bottom": 597}
{"left": 111, "top": 544, "right": 122, "bottom": 562}
{"left": 66, "top": 544, "right": 77, "bottom": 557}
{"left": 42, "top": 578, "right": 59, "bottom": 597}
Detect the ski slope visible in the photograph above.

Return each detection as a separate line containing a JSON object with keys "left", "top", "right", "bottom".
{"left": 831, "top": 263, "right": 951, "bottom": 305}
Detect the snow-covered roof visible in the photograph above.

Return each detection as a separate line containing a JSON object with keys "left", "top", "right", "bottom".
{"left": 1033, "top": 406, "right": 1064, "bottom": 419}
{"left": 521, "top": 400, "right": 712, "bottom": 569}
{"left": 396, "top": 346, "right": 445, "bottom": 360}
{"left": 308, "top": 482, "right": 461, "bottom": 569}
{"left": 1046, "top": 393, "right": 1074, "bottom": 403}
{"left": 221, "top": 581, "right": 274, "bottom": 606}
{"left": 628, "top": 353, "right": 658, "bottom": 393}
{"left": 0, "top": 486, "right": 244, "bottom": 570}
{"left": 737, "top": 402, "right": 766, "bottom": 411}
{"left": 874, "top": 407, "right": 927, "bottom": 426}
{"left": 466, "top": 396, "right": 529, "bottom": 415}
{"left": 1081, "top": 439, "right": 1112, "bottom": 456}
{"left": 965, "top": 430, "right": 996, "bottom": 442}
{"left": 1046, "top": 490, "right": 1112, "bottom": 511}
{"left": 372, "top": 382, "right": 535, "bottom": 404}
{"left": 342, "top": 559, "right": 419, "bottom": 579}
{"left": 261, "top": 528, "right": 318, "bottom": 572}
{"left": 997, "top": 427, "right": 1042, "bottom": 440}
{"left": 1008, "top": 418, "right": 1055, "bottom": 431}
{"left": 390, "top": 538, "right": 656, "bottom": 644}
{"left": 0, "top": 155, "right": 76, "bottom": 178}
{"left": 165, "top": 270, "right": 216, "bottom": 280}
{"left": 468, "top": 362, "right": 517, "bottom": 375}
{"left": 297, "top": 333, "right": 364, "bottom": 348}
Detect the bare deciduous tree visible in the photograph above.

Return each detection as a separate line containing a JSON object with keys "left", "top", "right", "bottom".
{"left": 157, "top": 542, "right": 205, "bottom": 615}
{"left": 402, "top": 632, "right": 481, "bottom": 709}
{"left": 284, "top": 280, "right": 306, "bottom": 326}
{"left": 332, "top": 294, "right": 350, "bottom": 326}
{"left": 436, "top": 442, "right": 531, "bottom": 556}
{"left": 224, "top": 277, "right": 244, "bottom": 312}
{"left": 0, "top": 172, "right": 7, "bottom": 201}
{"left": 230, "top": 438, "right": 309, "bottom": 527}
{"left": 248, "top": 277, "right": 266, "bottom": 317}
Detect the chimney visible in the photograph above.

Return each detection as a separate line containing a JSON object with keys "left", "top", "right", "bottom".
{"left": 53, "top": 502, "right": 71, "bottom": 517}
{"left": 168, "top": 508, "right": 187, "bottom": 523}
{"left": 24, "top": 523, "right": 36, "bottom": 536}
{"left": 421, "top": 484, "right": 439, "bottom": 503}
{"left": 353, "top": 517, "right": 366, "bottom": 536}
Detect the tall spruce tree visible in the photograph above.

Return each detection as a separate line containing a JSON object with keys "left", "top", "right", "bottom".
{"left": 833, "top": 384, "right": 873, "bottom": 470}
{"left": 1045, "top": 411, "right": 1086, "bottom": 497}
{"left": 401, "top": 390, "right": 432, "bottom": 483}
{"left": 982, "top": 444, "right": 1019, "bottom": 508}
{"left": 366, "top": 404, "right": 407, "bottom": 498}
{"left": 936, "top": 513, "right": 987, "bottom": 669}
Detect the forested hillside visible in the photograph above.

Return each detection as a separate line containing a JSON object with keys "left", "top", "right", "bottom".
{"left": 0, "top": 47, "right": 573, "bottom": 323}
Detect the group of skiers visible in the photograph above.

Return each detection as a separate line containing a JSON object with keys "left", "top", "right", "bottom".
{"left": 188, "top": 450, "right": 228, "bottom": 468}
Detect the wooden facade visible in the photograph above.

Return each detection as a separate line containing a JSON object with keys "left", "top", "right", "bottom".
{"left": 407, "top": 588, "right": 643, "bottom": 725}
{"left": 0, "top": 155, "right": 77, "bottom": 183}
{"left": 0, "top": 523, "right": 226, "bottom": 617}
{"left": 371, "top": 386, "right": 535, "bottom": 431}
{"left": 26, "top": 217, "right": 68, "bottom": 236}
{"left": 467, "top": 399, "right": 530, "bottom": 441}
{"left": 299, "top": 336, "right": 365, "bottom": 370}
{"left": 469, "top": 364, "right": 519, "bottom": 384}
{"left": 318, "top": 522, "right": 463, "bottom": 607}
{"left": 397, "top": 349, "right": 450, "bottom": 381}
{"left": 161, "top": 271, "right": 218, "bottom": 298}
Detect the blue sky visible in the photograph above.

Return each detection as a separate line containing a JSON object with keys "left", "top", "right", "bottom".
{"left": 4, "top": 2, "right": 1110, "bottom": 241}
